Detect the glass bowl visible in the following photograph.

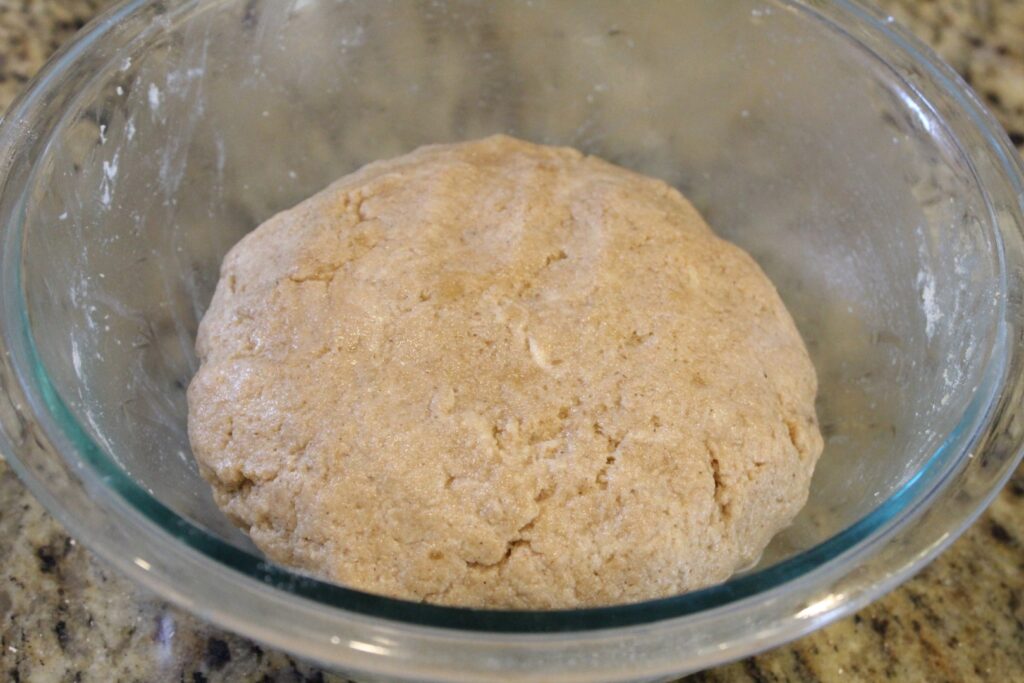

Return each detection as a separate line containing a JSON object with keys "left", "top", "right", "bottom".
{"left": 0, "top": 1, "right": 1022, "bottom": 681}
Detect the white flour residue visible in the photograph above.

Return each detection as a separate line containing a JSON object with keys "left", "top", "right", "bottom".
{"left": 148, "top": 83, "right": 162, "bottom": 111}
{"left": 167, "top": 67, "right": 206, "bottom": 92}
{"left": 70, "top": 337, "right": 83, "bottom": 379}
{"left": 126, "top": 116, "right": 136, "bottom": 141}
{"left": 103, "top": 156, "right": 118, "bottom": 180}
{"left": 917, "top": 269, "right": 942, "bottom": 339}
{"left": 100, "top": 153, "right": 119, "bottom": 208}
{"left": 915, "top": 225, "right": 942, "bottom": 339}
{"left": 940, "top": 363, "right": 965, "bottom": 405}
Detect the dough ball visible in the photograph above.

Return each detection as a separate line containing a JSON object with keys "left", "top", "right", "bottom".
{"left": 188, "top": 135, "right": 823, "bottom": 608}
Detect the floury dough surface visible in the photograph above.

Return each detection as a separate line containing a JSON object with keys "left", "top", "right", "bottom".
{"left": 187, "top": 136, "right": 823, "bottom": 608}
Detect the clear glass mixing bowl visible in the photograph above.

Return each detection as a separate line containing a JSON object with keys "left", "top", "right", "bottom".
{"left": 0, "top": 1, "right": 1022, "bottom": 681}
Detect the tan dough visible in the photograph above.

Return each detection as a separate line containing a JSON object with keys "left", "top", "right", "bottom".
{"left": 187, "top": 135, "right": 823, "bottom": 608}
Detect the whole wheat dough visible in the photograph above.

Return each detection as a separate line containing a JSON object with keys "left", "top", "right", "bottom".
{"left": 187, "top": 135, "right": 823, "bottom": 608}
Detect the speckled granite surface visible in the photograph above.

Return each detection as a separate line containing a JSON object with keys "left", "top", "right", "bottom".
{"left": 0, "top": 1, "right": 1021, "bottom": 681}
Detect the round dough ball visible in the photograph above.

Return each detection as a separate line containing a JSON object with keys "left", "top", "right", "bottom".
{"left": 188, "top": 135, "right": 823, "bottom": 608}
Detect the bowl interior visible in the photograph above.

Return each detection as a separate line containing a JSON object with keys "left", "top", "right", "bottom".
{"left": 18, "top": 0, "right": 1002, "bottom": 601}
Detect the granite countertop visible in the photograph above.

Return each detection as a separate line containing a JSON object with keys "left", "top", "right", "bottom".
{"left": 0, "top": 1, "right": 1022, "bottom": 681}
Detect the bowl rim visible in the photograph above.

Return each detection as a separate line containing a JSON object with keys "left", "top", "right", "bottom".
{"left": 1, "top": 0, "right": 1023, "bottom": 678}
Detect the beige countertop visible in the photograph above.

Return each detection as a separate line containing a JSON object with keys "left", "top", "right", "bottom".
{"left": 0, "top": 1, "right": 1021, "bottom": 681}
